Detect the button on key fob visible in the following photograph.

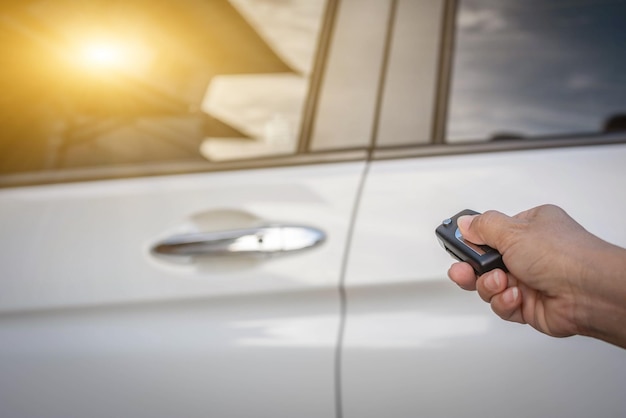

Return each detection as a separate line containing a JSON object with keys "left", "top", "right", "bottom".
{"left": 435, "top": 209, "right": 507, "bottom": 276}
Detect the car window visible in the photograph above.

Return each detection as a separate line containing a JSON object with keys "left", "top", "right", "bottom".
{"left": 0, "top": 0, "right": 327, "bottom": 177}
{"left": 447, "top": 0, "right": 626, "bottom": 143}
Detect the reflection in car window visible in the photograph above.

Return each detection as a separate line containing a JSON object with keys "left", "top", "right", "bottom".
{"left": 447, "top": 0, "right": 626, "bottom": 143}
{"left": 0, "top": 0, "right": 326, "bottom": 175}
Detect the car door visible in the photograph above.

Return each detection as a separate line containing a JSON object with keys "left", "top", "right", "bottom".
{"left": 342, "top": 1, "right": 626, "bottom": 417}
{"left": 0, "top": 1, "right": 388, "bottom": 417}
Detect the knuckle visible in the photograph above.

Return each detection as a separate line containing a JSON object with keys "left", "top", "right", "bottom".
{"left": 475, "top": 210, "right": 510, "bottom": 248}
{"left": 536, "top": 204, "right": 565, "bottom": 217}
{"left": 477, "top": 210, "right": 500, "bottom": 225}
{"left": 491, "top": 300, "right": 514, "bottom": 321}
{"left": 477, "top": 210, "right": 505, "bottom": 230}
{"left": 476, "top": 279, "right": 494, "bottom": 302}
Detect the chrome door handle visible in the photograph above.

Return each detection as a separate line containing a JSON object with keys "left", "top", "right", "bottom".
{"left": 151, "top": 225, "right": 326, "bottom": 257}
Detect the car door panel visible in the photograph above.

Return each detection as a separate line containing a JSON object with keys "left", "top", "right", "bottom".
{"left": 343, "top": 144, "right": 626, "bottom": 417}
{"left": 0, "top": 163, "right": 364, "bottom": 310}
{"left": 0, "top": 287, "right": 338, "bottom": 418}
{"left": 0, "top": 161, "right": 365, "bottom": 417}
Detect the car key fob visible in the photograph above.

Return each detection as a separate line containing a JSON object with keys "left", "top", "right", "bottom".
{"left": 435, "top": 209, "right": 507, "bottom": 276}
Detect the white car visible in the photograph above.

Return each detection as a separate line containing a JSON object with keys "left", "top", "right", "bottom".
{"left": 1, "top": 0, "right": 625, "bottom": 417}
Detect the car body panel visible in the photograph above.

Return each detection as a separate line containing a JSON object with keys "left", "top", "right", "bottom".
{"left": 0, "top": 288, "right": 338, "bottom": 418}
{"left": 1, "top": 0, "right": 625, "bottom": 416}
{"left": 342, "top": 280, "right": 626, "bottom": 418}
{"left": 342, "top": 143, "right": 626, "bottom": 417}
{"left": 0, "top": 163, "right": 365, "bottom": 311}
{"left": 0, "top": 161, "right": 365, "bottom": 417}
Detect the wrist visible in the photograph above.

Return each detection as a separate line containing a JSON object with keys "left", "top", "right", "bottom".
{"left": 576, "top": 243, "right": 626, "bottom": 349}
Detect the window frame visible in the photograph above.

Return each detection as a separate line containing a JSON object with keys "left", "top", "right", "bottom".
{"left": 0, "top": 0, "right": 388, "bottom": 188}
{"left": 370, "top": 0, "right": 626, "bottom": 162}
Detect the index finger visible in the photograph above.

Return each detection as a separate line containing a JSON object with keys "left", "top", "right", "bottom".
{"left": 447, "top": 261, "right": 478, "bottom": 291}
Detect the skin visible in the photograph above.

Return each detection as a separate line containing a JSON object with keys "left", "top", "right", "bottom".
{"left": 447, "top": 204, "right": 626, "bottom": 349}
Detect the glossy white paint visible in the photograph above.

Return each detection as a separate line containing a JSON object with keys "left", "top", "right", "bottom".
{"left": 0, "top": 162, "right": 364, "bottom": 311}
{"left": 310, "top": 0, "right": 392, "bottom": 151}
{"left": 2, "top": 0, "right": 625, "bottom": 415}
{"left": 342, "top": 281, "right": 626, "bottom": 418}
{"left": 348, "top": 144, "right": 626, "bottom": 285}
{"left": 376, "top": 0, "right": 444, "bottom": 147}
{"left": 0, "top": 161, "right": 365, "bottom": 417}
{"left": 0, "top": 289, "right": 338, "bottom": 418}
{"left": 342, "top": 143, "right": 626, "bottom": 417}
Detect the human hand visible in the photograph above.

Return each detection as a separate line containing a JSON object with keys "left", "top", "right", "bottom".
{"left": 447, "top": 204, "right": 626, "bottom": 346}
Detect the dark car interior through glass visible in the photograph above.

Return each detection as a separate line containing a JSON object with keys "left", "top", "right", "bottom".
{"left": 447, "top": 0, "right": 626, "bottom": 143}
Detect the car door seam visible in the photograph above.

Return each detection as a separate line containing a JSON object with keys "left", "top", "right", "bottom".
{"left": 334, "top": 158, "right": 371, "bottom": 418}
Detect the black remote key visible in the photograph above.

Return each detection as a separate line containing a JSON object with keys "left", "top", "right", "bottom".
{"left": 435, "top": 209, "right": 507, "bottom": 276}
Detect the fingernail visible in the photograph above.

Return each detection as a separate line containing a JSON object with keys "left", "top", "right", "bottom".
{"left": 503, "top": 286, "right": 519, "bottom": 304}
{"left": 485, "top": 270, "right": 501, "bottom": 291}
{"left": 457, "top": 215, "right": 475, "bottom": 234}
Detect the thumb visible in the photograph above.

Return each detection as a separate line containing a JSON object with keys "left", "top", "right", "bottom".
{"left": 457, "top": 210, "right": 514, "bottom": 251}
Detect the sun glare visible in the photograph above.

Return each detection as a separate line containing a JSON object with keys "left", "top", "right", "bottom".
{"left": 72, "top": 36, "right": 154, "bottom": 75}
{"left": 79, "top": 41, "right": 126, "bottom": 68}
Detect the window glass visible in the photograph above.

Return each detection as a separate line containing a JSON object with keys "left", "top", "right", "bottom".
{"left": 447, "top": 0, "right": 626, "bottom": 142}
{"left": 0, "top": 0, "right": 327, "bottom": 176}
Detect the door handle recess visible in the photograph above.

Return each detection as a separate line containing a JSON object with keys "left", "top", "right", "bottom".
{"left": 151, "top": 225, "right": 326, "bottom": 257}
